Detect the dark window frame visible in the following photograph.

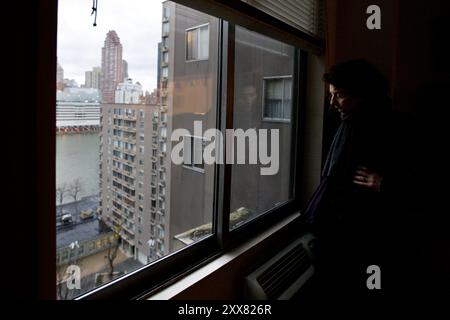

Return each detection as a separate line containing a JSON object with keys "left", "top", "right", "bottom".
{"left": 32, "top": 0, "right": 318, "bottom": 300}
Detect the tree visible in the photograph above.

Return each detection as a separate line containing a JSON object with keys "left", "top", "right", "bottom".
{"left": 105, "top": 224, "right": 122, "bottom": 281}
{"left": 56, "top": 183, "right": 68, "bottom": 215}
{"left": 68, "top": 178, "right": 83, "bottom": 214}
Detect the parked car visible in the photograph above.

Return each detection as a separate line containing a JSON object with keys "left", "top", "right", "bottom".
{"left": 61, "top": 213, "right": 73, "bottom": 225}
{"left": 80, "top": 209, "right": 94, "bottom": 220}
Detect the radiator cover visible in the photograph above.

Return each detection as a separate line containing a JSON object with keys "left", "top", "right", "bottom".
{"left": 244, "top": 233, "right": 316, "bottom": 300}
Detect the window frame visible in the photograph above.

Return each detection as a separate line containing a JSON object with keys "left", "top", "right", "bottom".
{"left": 38, "top": 0, "right": 315, "bottom": 300}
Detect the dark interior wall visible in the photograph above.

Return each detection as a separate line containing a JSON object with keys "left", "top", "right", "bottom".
{"left": 332, "top": 0, "right": 398, "bottom": 85}
{"left": 393, "top": 0, "right": 450, "bottom": 292}
{"left": 10, "top": 0, "right": 57, "bottom": 299}
{"left": 327, "top": 0, "right": 450, "bottom": 292}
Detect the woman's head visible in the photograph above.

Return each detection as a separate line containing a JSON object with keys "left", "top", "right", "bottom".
{"left": 323, "top": 59, "right": 390, "bottom": 115}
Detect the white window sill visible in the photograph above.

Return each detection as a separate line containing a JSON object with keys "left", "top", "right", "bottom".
{"left": 146, "top": 211, "right": 300, "bottom": 300}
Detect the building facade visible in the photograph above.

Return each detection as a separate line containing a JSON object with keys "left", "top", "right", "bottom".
{"left": 101, "top": 31, "right": 124, "bottom": 103}
{"left": 56, "top": 101, "right": 100, "bottom": 129}
{"left": 99, "top": 103, "right": 168, "bottom": 263}
{"left": 122, "top": 60, "right": 129, "bottom": 82}
{"left": 85, "top": 67, "right": 102, "bottom": 89}
{"left": 115, "top": 78, "right": 143, "bottom": 104}
{"left": 57, "top": 60, "right": 64, "bottom": 90}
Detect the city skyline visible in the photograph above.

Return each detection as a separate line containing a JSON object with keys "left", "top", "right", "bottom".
{"left": 57, "top": 0, "right": 163, "bottom": 93}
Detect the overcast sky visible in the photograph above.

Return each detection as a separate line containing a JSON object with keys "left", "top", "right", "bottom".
{"left": 57, "top": 0, "right": 163, "bottom": 93}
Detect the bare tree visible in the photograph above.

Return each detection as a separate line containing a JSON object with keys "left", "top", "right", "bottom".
{"left": 105, "top": 224, "right": 122, "bottom": 282}
{"left": 56, "top": 264, "right": 70, "bottom": 300}
{"left": 68, "top": 178, "right": 83, "bottom": 214}
{"left": 56, "top": 183, "right": 68, "bottom": 215}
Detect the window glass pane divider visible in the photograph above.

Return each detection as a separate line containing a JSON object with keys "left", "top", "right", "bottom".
{"left": 216, "top": 21, "right": 234, "bottom": 249}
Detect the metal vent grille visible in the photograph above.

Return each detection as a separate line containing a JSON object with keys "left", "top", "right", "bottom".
{"left": 257, "top": 244, "right": 310, "bottom": 299}
{"left": 244, "top": 233, "right": 315, "bottom": 300}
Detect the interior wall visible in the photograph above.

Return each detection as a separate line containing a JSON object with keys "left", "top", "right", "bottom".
{"left": 326, "top": 0, "right": 450, "bottom": 292}
{"left": 300, "top": 54, "right": 325, "bottom": 204}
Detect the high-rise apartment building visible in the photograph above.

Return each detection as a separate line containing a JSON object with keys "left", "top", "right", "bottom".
{"left": 122, "top": 60, "right": 129, "bottom": 82}
{"left": 85, "top": 67, "right": 102, "bottom": 89}
{"left": 115, "top": 78, "right": 143, "bottom": 104}
{"left": 99, "top": 103, "right": 167, "bottom": 263}
{"left": 101, "top": 31, "right": 123, "bottom": 103}
{"left": 57, "top": 60, "right": 64, "bottom": 90}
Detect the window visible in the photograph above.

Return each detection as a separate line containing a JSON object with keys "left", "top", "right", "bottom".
{"left": 163, "top": 51, "right": 169, "bottom": 64}
{"left": 186, "top": 24, "right": 209, "bottom": 61}
{"left": 162, "top": 66, "right": 168, "bottom": 78}
{"left": 230, "top": 26, "right": 295, "bottom": 229}
{"left": 162, "top": 22, "right": 169, "bottom": 35}
{"left": 182, "top": 136, "right": 205, "bottom": 171}
{"left": 163, "top": 6, "right": 170, "bottom": 20}
{"left": 263, "top": 77, "right": 292, "bottom": 121}
{"left": 54, "top": 0, "right": 307, "bottom": 300}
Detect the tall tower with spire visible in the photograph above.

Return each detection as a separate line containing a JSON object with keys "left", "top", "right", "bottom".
{"left": 100, "top": 30, "right": 123, "bottom": 103}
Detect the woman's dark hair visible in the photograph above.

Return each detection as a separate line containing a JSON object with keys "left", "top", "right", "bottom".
{"left": 323, "top": 59, "right": 390, "bottom": 100}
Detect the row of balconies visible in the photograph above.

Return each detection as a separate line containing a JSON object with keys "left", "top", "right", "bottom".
{"left": 112, "top": 134, "right": 136, "bottom": 144}
{"left": 113, "top": 124, "right": 137, "bottom": 133}
{"left": 113, "top": 114, "right": 137, "bottom": 121}
{"left": 112, "top": 155, "right": 135, "bottom": 168}
{"left": 114, "top": 187, "right": 136, "bottom": 204}
{"left": 111, "top": 203, "right": 135, "bottom": 221}
{"left": 110, "top": 165, "right": 135, "bottom": 180}
{"left": 112, "top": 175, "right": 135, "bottom": 191}
{"left": 113, "top": 146, "right": 136, "bottom": 156}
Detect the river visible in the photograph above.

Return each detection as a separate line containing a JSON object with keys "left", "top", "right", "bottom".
{"left": 56, "top": 133, "right": 100, "bottom": 204}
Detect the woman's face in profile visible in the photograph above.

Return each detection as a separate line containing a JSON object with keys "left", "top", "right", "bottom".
{"left": 329, "top": 84, "right": 358, "bottom": 115}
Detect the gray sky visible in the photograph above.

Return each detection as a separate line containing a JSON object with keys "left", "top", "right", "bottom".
{"left": 57, "top": 0, "right": 163, "bottom": 93}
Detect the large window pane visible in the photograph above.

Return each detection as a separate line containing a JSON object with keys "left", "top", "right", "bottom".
{"left": 56, "top": 0, "right": 218, "bottom": 299}
{"left": 230, "top": 26, "right": 295, "bottom": 230}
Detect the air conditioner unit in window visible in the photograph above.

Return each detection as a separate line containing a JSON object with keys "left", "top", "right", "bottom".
{"left": 244, "top": 232, "right": 316, "bottom": 300}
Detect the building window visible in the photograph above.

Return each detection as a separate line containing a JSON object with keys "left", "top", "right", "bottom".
{"left": 162, "top": 36, "right": 169, "bottom": 48}
{"left": 162, "top": 66, "right": 168, "bottom": 78}
{"left": 162, "top": 21, "right": 169, "bottom": 35}
{"left": 186, "top": 24, "right": 209, "bottom": 61}
{"left": 263, "top": 77, "right": 292, "bottom": 121}
{"left": 182, "top": 136, "right": 205, "bottom": 171}
{"left": 163, "top": 6, "right": 170, "bottom": 20}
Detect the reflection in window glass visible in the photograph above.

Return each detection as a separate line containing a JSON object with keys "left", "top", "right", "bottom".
{"left": 229, "top": 26, "right": 295, "bottom": 230}
{"left": 56, "top": 0, "right": 218, "bottom": 299}
{"left": 263, "top": 77, "right": 292, "bottom": 121}
{"left": 186, "top": 24, "right": 209, "bottom": 61}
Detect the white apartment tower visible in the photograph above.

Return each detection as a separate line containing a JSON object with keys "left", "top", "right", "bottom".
{"left": 115, "top": 78, "right": 143, "bottom": 104}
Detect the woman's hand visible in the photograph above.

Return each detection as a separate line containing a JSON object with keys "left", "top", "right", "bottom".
{"left": 353, "top": 166, "right": 383, "bottom": 192}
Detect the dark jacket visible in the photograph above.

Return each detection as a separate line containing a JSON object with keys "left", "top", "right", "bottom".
{"left": 303, "top": 98, "right": 414, "bottom": 296}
